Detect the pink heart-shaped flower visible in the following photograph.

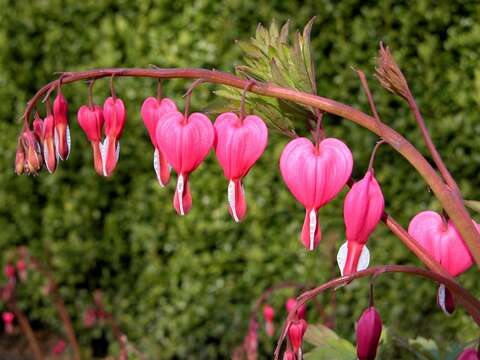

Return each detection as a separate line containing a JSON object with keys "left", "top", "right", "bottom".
{"left": 280, "top": 137, "right": 353, "bottom": 250}
{"left": 102, "top": 97, "right": 126, "bottom": 176}
{"left": 53, "top": 92, "right": 71, "bottom": 161}
{"left": 214, "top": 112, "right": 268, "bottom": 222}
{"left": 141, "top": 97, "right": 177, "bottom": 187}
{"left": 78, "top": 104, "right": 105, "bottom": 176}
{"left": 156, "top": 111, "right": 214, "bottom": 215}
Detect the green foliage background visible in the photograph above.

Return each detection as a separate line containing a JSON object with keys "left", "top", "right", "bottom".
{"left": 0, "top": 0, "right": 479, "bottom": 358}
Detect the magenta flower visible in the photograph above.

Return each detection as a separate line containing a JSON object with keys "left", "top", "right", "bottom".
{"left": 51, "top": 339, "right": 67, "bottom": 356}
{"left": 102, "top": 96, "right": 126, "bottom": 176}
{"left": 141, "top": 96, "right": 177, "bottom": 186}
{"left": 16, "top": 259, "right": 27, "bottom": 282}
{"left": 356, "top": 307, "right": 382, "bottom": 360}
{"left": 2, "top": 312, "right": 14, "bottom": 334}
{"left": 4, "top": 264, "right": 15, "bottom": 280}
{"left": 283, "top": 350, "right": 296, "bottom": 360}
{"left": 156, "top": 111, "right": 214, "bottom": 215}
{"left": 213, "top": 112, "right": 268, "bottom": 222}
{"left": 77, "top": 104, "right": 105, "bottom": 175}
{"left": 456, "top": 348, "right": 480, "bottom": 360}
{"left": 408, "top": 211, "right": 477, "bottom": 314}
{"left": 338, "top": 170, "right": 384, "bottom": 276}
{"left": 280, "top": 137, "right": 353, "bottom": 250}
{"left": 263, "top": 304, "right": 275, "bottom": 337}
{"left": 287, "top": 319, "right": 308, "bottom": 355}
{"left": 285, "top": 298, "right": 306, "bottom": 320}
{"left": 53, "top": 92, "right": 71, "bottom": 161}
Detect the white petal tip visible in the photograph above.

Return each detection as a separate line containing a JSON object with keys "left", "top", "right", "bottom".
{"left": 336, "top": 242, "right": 370, "bottom": 276}
{"left": 309, "top": 209, "right": 316, "bottom": 250}
{"left": 438, "top": 284, "right": 452, "bottom": 316}
{"left": 153, "top": 149, "right": 165, "bottom": 187}
{"left": 227, "top": 180, "right": 240, "bottom": 222}
{"left": 177, "top": 174, "right": 185, "bottom": 215}
{"left": 66, "top": 125, "right": 71, "bottom": 159}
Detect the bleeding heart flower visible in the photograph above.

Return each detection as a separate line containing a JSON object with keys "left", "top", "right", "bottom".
{"left": 338, "top": 170, "right": 384, "bottom": 276}
{"left": 15, "top": 139, "right": 26, "bottom": 175}
{"left": 456, "top": 348, "right": 480, "bottom": 360}
{"left": 280, "top": 137, "right": 353, "bottom": 250}
{"left": 285, "top": 298, "right": 306, "bottom": 320}
{"left": 263, "top": 304, "right": 275, "bottom": 337}
{"left": 356, "top": 306, "right": 382, "bottom": 360}
{"left": 33, "top": 116, "right": 43, "bottom": 141}
{"left": 140, "top": 96, "right": 177, "bottom": 186}
{"left": 102, "top": 97, "right": 126, "bottom": 176}
{"left": 21, "top": 128, "right": 43, "bottom": 175}
{"left": 408, "top": 211, "right": 477, "bottom": 315}
{"left": 288, "top": 319, "right": 308, "bottom": 355}
{"left": 41, "top": 115, "right": 58, "bottom": 173}
{"left": 2, "top": 312, "right": 14, "bottom": 334}
{"left": 53, "top": 92, "right": 71, "bottom": 161}
{"left": 213, "top": 112, "right": 268, "bottom": 222}
{"left": 77, "top": 105, "right": 105, "bottom": 175}
{"left": 156, "top": 111, "right": 214, "bottom": 215}
{"left": 283, "top": 351, "right": 296, "bottom": 360}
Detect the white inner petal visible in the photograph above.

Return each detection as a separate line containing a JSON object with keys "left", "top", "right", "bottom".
{"left": 336, "top": 242, "right": 370, "bottom": 276}
{"left": 177, "top": 174, "right": 184, "bottom": 215}
{"left": 43, "top": 143, "right": 51, "bottom": 173}
{"left": 153, "top": 149, "right": 164, "bottom": 187}
{"left": 101, "top": 137, "right": 108, "bottom": 176}
{"left": 437, "top": 284, "right": 451, "bottom": 316}
{"left": 66, "top": 125, "right": 71, "bottom": 159}
{"left": 115, "top": 141, "right": 120, "bottom": 162}
{"left": 54, "top": 129, "right": 60, "bottom": 161}
{"left": 228, "top": 180, "right": 239, "bottom": 222}
{"left": 309, "top": 209, "right": 316, "bottom": 250}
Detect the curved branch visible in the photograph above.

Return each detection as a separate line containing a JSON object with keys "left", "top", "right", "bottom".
{"left": 21, "top": 68, "right": 480, "bottom": 268}
{"left": 8, "top": 302, "right": 43, "bottom": 360}
{"left": 273, "top": 265, "right": 480, "bottom": 359}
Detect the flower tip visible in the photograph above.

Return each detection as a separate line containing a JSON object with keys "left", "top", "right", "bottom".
{"left": 356, "top": 307, "right": 383, "bottom": 360}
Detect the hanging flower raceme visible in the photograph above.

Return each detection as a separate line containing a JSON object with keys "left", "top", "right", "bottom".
{"left": 280, "top": 137, "right": 353, "bottom": 250}
{"left": 77, "top": 104, "right": 105, "bottom": 175}
{"left": 102, "top": 96, "right": 126, "bottom": 176}
{"left": 2, "top": 312, "right": 14, "bottom": 334}
{"left": 262, "top": 304, "right": 275, "bottom": 337}
{"left": 456, "top": 348, "right": 480, "bottom": 360}
{"left": 20, "top": 128, "right": 43, "bottom": 175}
{"left": 140, "top": 96, "right": 177, "bottom": 186}
{"left": 408, "top": 211, "right": 477, "bottom": 315}
{"left": 285, "top": 298, "right": 306, "bottom": 320}
{"left": 356, "top": 306, "right": 383, "bottom": 360}
{"left": 213, "top": 112, "right": 268, "bottom": 222}
{"left": 156, "top": 111, "right": 214, "bottom": 215}
{"left": 287, "top": 319, "right": 308, "bottom": 358}
{"left": 53, "top": 91, "right": 71, "bottom": 161}
{"left": 338, "top": 169, "right": 384, "bottom": 276}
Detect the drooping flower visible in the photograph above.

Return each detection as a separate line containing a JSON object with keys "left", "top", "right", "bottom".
{"left": 408, "top": 211, "right": 477, "bottom": 315}
{"left": 280, "top": 137, "right": 353, "bottom": 250}
{"left": 15, "top": 139, "right": 26, "bottom": 175}
{"left": 285, "top": 298, "right": 306, "bottom": 320}
{"left": 287, "top": 319, "right": 308, "bottom": 355}
{"left": 156, "top": 111, "right": 214, "bottom": 215}
{"left": 356, "top": 306, "right": 383, "bottom": 360}
{"left": 338, "top": 170, "right": 384, "bottom": 276}
{"left": 21, "top": 128, "right": 43, "bottom": 175}
{"left": 41, "top": 114, "right": 57, "bottom": 173}
{"left": 262, "top": 304, "right": 275, "bottom": 337}
{"left": 102, "top": 96, "right": 126, "bottom": 176}
{"left": 2, "top": 312, "right": 14, "bottom": 334}
{"left": 77, "top": 104, "right": 105, "bottom": 175}
{"left": 140, "top": 96, "right": 177, "bottom": 186}
{"left": 283, "top": 351, "right": 296, "bottom": 360}
{"left": 456, "top": 348, "right": 480, "bottom": 360}
{"left": 213, "top": 112, "right": 268, "bottom": 222}
{"left": 53, "top": 92, "right": 71, "bottom": 160}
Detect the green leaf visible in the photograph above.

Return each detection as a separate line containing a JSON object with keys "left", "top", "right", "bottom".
{"left": 303, "top": 324, "right": 356, "bottom": 360}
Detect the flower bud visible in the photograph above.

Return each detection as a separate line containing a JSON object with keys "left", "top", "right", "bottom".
{"left": 456, "top": 348, "right": 480, "bottom": 360}
{"left": 285, "top": 298, "right": 306, "bottom": 320}
{"left": 263, "top": 304, "right": 275, "bottom": 336}
{"left": 287, "top": 319, "right": 307, "bottom": 354}
{"left": 53, "top": 92, "right": 71, "bottom": 161}
{"left": 42, "top": 114, "right": 58, "bottom": 173}
{"left": 102, "top": 97, "right": 126, "bottom": 176}
{"left": 356, "top": 307, "right": 382, "bottom": 360}
{"left": 16, "top": 259, "right": 27, "bottom": 282}
{"left": 77, "top": 104, "right": 104, "bottom": 175}
{"left": 244, "top": 320, "right": 258, "bottom": 360}
{"left": 4, "top": 263, "right": 15, "bottom": 280}
{"left": 2, "top": 312, "right": 14, "bottom": 334}
{"left": 15, "top": 140, "right": 26, "bottom": 175}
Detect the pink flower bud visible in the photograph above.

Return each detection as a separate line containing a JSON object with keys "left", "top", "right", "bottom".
{"left": 4, "top": 264, "right": 15, "bottom": 279}
{"left": 102, "top": 97, "right": 126, "bottom": 176}
{"left": 280, "top": 137, "right": 353, "bottom": 250}
{"left": 356, "top": 307, "right": 382, "bottom": 360}
{"left": 53, "top": 92, "right": 71, "bottom": 161}
{"left": 51, "top": 339, "right": 67, "bottom": 355}
{"left": 2, "top": 312, "right": 14, "bottom": 334}
{"left": 339, "top": 170, "right": 384, "bottom": 276}
{"left": 42, "top": 114, "right": 57, "bottom": 173}
{"left": 77, "top": 104, "right": 105, "bottom": 175}
{"left": 283, "top": 351, "right": 296, "bottom": 360}
{"left": 456, "top": 348, "right": 480, "bottom": 360}
{"left": 33, "top": 116, "right": 44, "bottom": 141}
{"left": 287, "top": 319, "right": 308, "bottom": 354}
{"left": 285, "top": 298, "right": 306, "bottom": 320}
{"left": 263, "top": 304, "right": 275, "bottom": 322}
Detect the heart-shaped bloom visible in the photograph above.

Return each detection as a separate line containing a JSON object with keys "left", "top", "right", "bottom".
{"left": 288, "top": 319, "right": 308, "bottom": 355}
{"left": 77, "top": 105, "right": 105, "bottom": 175}
{"left": 53, "top": 92, "right": 71, "bottom": 161}
{"left": 140, "top": 97, "right": 177, "bottom": 186}
{"left": 285, "top": 298, "right": 306, "bottom": 320}
{"left": 263, "top": 304, "right": 275, "bottom": 337}
{"left": 338, "top": 170, "right": 384, "bottom": 276}
{"left": 280, "top": 137, "right": 353, "bottom": 250}
{"left": 102, "top": 97, "right": 126, "bottom": 176}
{"left": 214, "top": 112, "right": 268, "bottom": 222}
{"left": 156, "top": 111, "right": 214, "bottom": 215}
{"left": 356, "top": 306, "right": 382, "bottom": 360}
{"left": 456, "top": 348, "right": 480, "bottom": 360}
{"left": 408, "top": 211, "right": 477, "bottom": 315}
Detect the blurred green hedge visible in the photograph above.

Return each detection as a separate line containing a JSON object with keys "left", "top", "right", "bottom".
{"left": 0, "top": 0, "right": 479, "bottom": 358}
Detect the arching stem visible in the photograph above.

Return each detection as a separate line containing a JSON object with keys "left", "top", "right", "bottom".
{"left": 183, "top": 78, "right": 206, "bottom": 119}
{"left": 367, "top": 139, "right": 386, "bottom": 171}
{"left": 239, "top": 80, "right": 255, "bottom": 123}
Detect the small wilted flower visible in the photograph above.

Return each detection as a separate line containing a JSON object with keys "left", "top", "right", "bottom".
{"left": 356, "top": 307, "right": 382, "bottom": 360}
{"left": 21, "top": 128, "right": 43, "bottom": 175}
{"left": 285, "top": 298, "right": 306, "bottom": 320}
{"left": 2, "top": 312, "right": 14, "bottom": 334}
{"left": 375, "top": 43, "right": 411, "bottom": 101}
{"left": 262, "top": 304, "right": 275, "bottom": 337}
{"left": 456, "top": 348, "right": 480, "bottom": 360}
{"left": 287, "top": 319, "right": 307, "bottom": 356}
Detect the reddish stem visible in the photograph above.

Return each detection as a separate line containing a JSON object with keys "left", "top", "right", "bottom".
{"left": 20, "top": 67, "right": 480, "bottom": 267}
{"left": 8, "top": 302, "right": 43, "bottom": 360}
{"left": 367, "top": 139, "right": 386, "bottom": 171}
{"left": 239, "top": 80, "right": 255, "bottom": 123}
{"left": 88, "top": 79, "right": 95, "bottom": 109}
{"left": 183, "top": 78, "right": 206, "bottom": 119}
{"left": 156, "top": 79, "right": 162, "bottom": 101}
